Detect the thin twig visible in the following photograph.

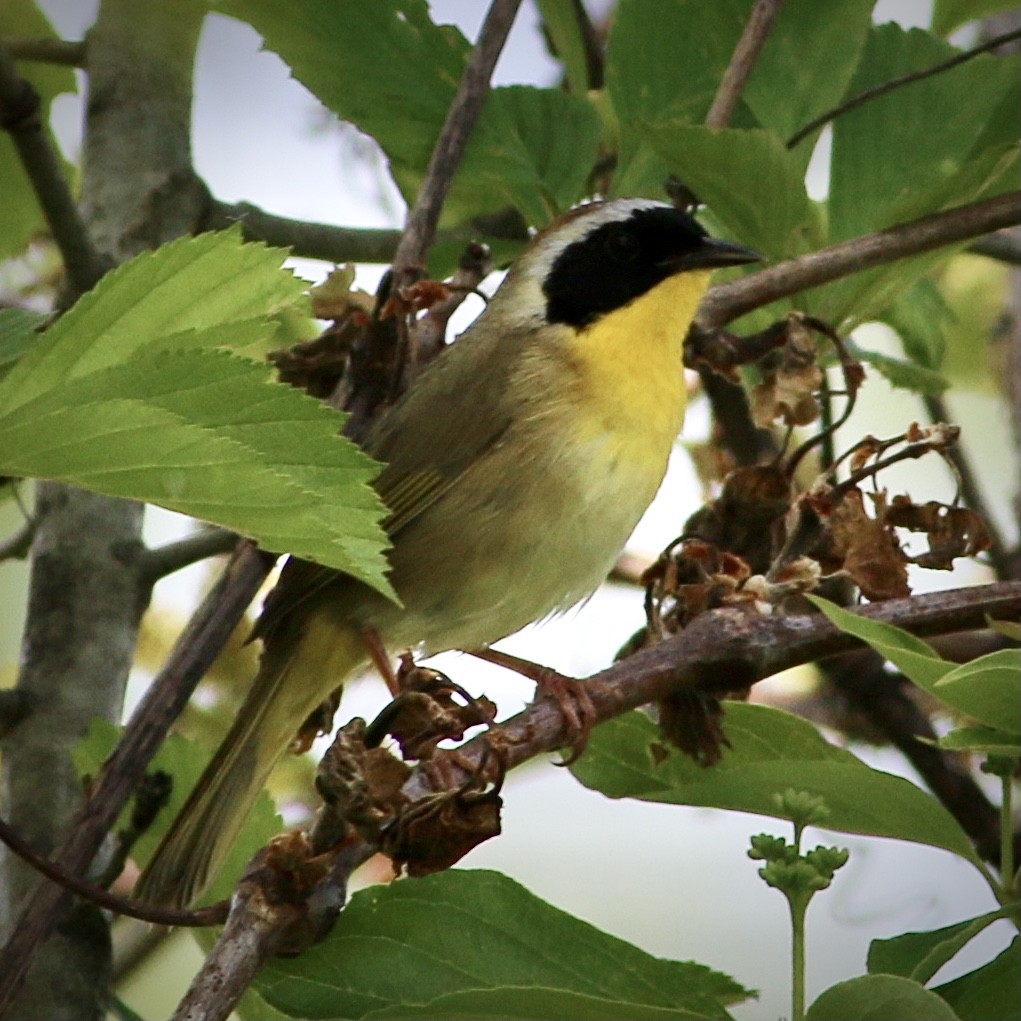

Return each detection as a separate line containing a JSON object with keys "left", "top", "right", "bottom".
{"left": 705, "top": 0, "right": 785, "bottom": 129}
{"left": 923, "top": 392, "right": 1010, "bottom": 576}
{"left": 391, "top": 0, "right": 523, "bottom": 278}
{"left": 140, "top": 527, "right": 239, "bottom": 583}
{"left": 787, "top": 26, "right": 1021, "bottom": 148}
{"left": 0, "top": 42, "right": 107, "bottom": 296}
{"left": 698, "top": 191, "right": 1021, "bottom": 330}
{"left": 0, "top": 812, "right": 227, "bottom": 927}
{"left": 0, "top": 542, "right": 274, "bottom": 1013}
{"left": 698, "top": 0, "right": 785, "bottom": 466}
{"left": 0, "top": 36, "right": 86, "bottom": 67}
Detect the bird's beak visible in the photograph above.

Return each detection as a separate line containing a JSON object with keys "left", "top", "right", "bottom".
{"left": 663, "top": 237, "right": 762, "bottom": 272}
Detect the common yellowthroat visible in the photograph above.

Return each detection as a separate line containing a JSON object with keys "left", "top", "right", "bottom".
{"left": 137, "top": 199, "right": 759, "bottom": 907}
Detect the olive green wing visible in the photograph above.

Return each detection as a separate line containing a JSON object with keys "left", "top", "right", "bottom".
{"left": 255, "top": 321, "right": 519, "bottom": 638}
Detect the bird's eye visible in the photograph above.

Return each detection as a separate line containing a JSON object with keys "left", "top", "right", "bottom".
{"left": 605, "top": 228, "right": 641, "bottom": 263}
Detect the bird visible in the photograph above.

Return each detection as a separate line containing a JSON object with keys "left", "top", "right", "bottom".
{"left": 135, "top": 198, "right": 759, "bottom": 907}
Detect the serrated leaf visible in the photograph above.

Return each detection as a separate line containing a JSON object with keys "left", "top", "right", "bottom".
{"left": 806, "top": 974, "right": 960, "bottom": 1020}
{"left": 852, "top": 346, "right": 950, "bottom": 396}
{"left": 0, "top": 232, "right": 394, "bottom": 594}
{"left": 570, "top": 705, "right": 979, "bottom": 866}
{"left": 250, "top": 870, "right": 752, "bottom": 1020}
{"left": 0, "top": 229, "right": 306, "bottom": 411}
{"left": 867, "top": 910, "right": 1007, "bottom": 984}
{"left": 932, "top": 936, "right": 1021, "bottom": 1021}
{"left": 0, "top": 308, "right": 44, "bottom": 382}
{"left": 934, "top": 650, "right": 1021, "bottom": 736}
{"left": 72, "top": 718, "right": 281, "bottom": 905}
{"left": 935, "top": 726, "right": 1021, "bottom": 757}
{"left": 641, "top": 123, "right": 817, "bottom": 260}
{"left": 0, "top": 1, "right": 78, "bottom": 260}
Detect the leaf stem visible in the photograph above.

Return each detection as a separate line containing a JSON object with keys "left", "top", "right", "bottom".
{"left": 1001, "top": 771, "right": 1015, "bottom": 894}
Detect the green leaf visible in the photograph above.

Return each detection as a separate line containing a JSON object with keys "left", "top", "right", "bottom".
{"left": 217, "top": 0, "right": 597, "bottom": 225}
{"left": 72, "top": 719, "right": 281, "bottom": 905}
{"left": 867, "top": 910, "right": 1007, "bottom": 984}
{"left": 741, "top": 0, "right": 873, "bottom": 154}
{"left": 806, "top": 974, "right": 961, "bottom": 1020}
{"left": 0, "top": 232, "right": 394, "bottom": 594}
{"left": 935, "top": 650, "right": 1021, "bottom": 736}
{"left": 606, "top": 0, "right": 748, "bottom": 197}
{"left": 806, "top": 597, "right": 955, "bottom": 690}
{"left": 0, "top": 308, "right": 44, "bottom": 382}
{"left": 819, "top": 24, "right": 1020, "bottom": 326}
{"left": 641, "top": 124, "right": 818, "bottom": 260}
{"left": 932, "top": 0, "right": 1021, "bottom": 36}
{"left": 932, "top": 936, "right": 1021, "bottom": 1021}
{"left": 851, "top": 346, "right": 950, "bottom": 396}
{"left": 935, "top": 726, "right": 1021, "bottom": 757}
{"left": 808, "top": 599, "right": 1021, "bottom": 736}
{"left": 535, "top": 0, "right": 594, "bottom": 96}
{"left": 881, "top": 278, "right": 952, "bottom": 372}
{"left": 570, "top": 705, "right": 980, "bottom": 865}
{"left": 250, "top": 870, "right": 753, "bottom": 1020}
{"left": 456, "top": 86, "right": 602, "bottom": 226}
{"left": 829, "top": 25, "right": 1019, "bottom": 243}
{"left": 0, "top": 1, "right": 78, "bottom": 261}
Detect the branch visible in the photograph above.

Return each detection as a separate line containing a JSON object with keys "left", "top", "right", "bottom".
{"left": 171, "top": 840, "right": 372, "bottom": 1021}
{"left": 697, "top": 191, "right": 1021, "bottom": 330}
{"left": 0, "top": 542, "right": 274, "bottom": 1014}
{"left": 391, "top": 0, "right": 523, "bottom": 277}
{"left": 139, "top": 527, "right": 239, "bottom": 583}
{"left": 0, "top": 37, "right": 86, "bottom": 67}
{"left": 705, "top": 0, "right": 785, "bottom": 129}
{"left": 0, "top": 41, "right": 107, "bottom": 296}
{"left": 698, "top": 0, "right": 785, "bottom": 466}
{"left": 0, "top": 812, "right": 227, "bottom": 928}
{"left": 0, "top": 518, "right": 35, "bottom": 562}
{"left": 403, "top": 581, "right": 1021, "bottom": 796}
{"left": 207, "top": 202, "right": 404, "bottom": 263}
{"left": 206, "top": 200, "right": 528, "bottom": 265}
{"left": 923, "top": 392, "right": 1011, "bottom": 578}
{"left": 787, "top": 27, "right": 1021, "bottom": 149}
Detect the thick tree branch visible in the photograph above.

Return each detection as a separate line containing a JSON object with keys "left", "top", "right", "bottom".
{"left": 0, "top": 42, "right": 107, "bottom": 295}
{"left": 403, "top": 582, "right": 1021, "bottom": 795}
{"left": 698, "top": 191, "right": 1021, "bottom": 330}
{"left": 705, "top": 0, "right": 784, "bottom": 129}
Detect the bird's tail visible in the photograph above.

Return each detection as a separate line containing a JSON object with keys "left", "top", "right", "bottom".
{"left": 135, "top": 613, "right": 366, "bottom": 908}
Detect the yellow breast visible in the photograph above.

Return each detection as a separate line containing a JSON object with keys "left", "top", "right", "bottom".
{"left": 561, "top": 268, "right": 711, "bottom": 465}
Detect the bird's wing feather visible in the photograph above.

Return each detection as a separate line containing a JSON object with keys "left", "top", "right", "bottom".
{"left": 255, "top": 319, "right": 521, "bottom": 638}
